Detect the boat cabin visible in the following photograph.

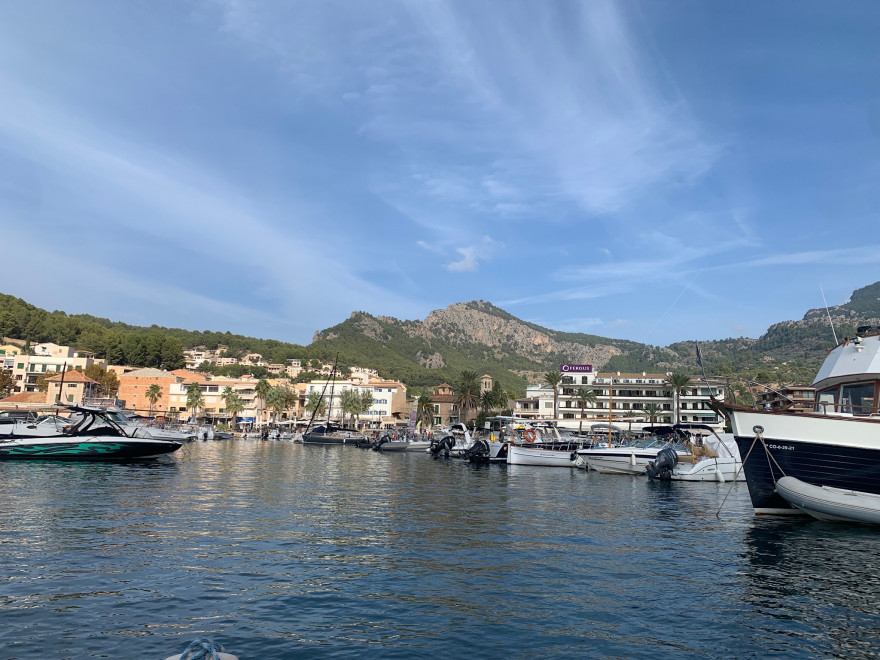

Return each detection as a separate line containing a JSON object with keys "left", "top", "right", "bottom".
{"left": 812, "top": 330, "right": 880, "bottom": 416}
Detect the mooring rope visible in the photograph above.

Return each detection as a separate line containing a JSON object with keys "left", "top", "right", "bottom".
{"left": 715, "top": 428, "right": 760, "bottom": 518}
{"left": 715, "top": 425, "right": 791, "bottom": 518}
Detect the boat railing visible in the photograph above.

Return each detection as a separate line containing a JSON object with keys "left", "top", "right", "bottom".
{"left": 815, "top": 401, "right": 876, "bottom": 416}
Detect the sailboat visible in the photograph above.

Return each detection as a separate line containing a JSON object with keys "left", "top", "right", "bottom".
{"left": 301, "top": 355, "right": 366, "bottom": 445}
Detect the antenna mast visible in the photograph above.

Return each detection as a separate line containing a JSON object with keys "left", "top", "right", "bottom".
{"left": 820, "top": 285, "right": 839, "bottom": 345}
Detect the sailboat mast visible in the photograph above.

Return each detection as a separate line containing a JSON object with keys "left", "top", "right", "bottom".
{"left": 327, "top": 353, "right": 338, "bottom": 425}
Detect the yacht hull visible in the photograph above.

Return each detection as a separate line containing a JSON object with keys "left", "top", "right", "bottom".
{"left": 730, "top": 408, "right": 880, "bottom": 514}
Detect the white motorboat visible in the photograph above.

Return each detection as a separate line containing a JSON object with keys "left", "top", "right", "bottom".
{"left": 775, "top": 476, "right": 880, "bottom": 524}
{"left": 506, "top": 442, "right": 579, "bottom": 467}
{"left": 726, "top": 328, "right": 880, "bottom": 514}
{"left": 648, "top": 428, "right": 746, "bottom": 482}
{"left": 429, "top": 423, "right": 476, "bottom": 457}
{"left": 577, "top": 431, "right": 691, "bottom": 475}
{"left": 375, "top": 438, "right": 432, "bottom": 452}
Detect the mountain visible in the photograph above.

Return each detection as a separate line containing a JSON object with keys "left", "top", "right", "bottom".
{"left": 310, "top": 283, "right": 880, "bottom": 389}
{"left": 3, "top": 282, "right": 880, "bottom": 392}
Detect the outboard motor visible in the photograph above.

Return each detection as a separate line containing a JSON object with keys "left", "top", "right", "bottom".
{"left": 372, "top": 434, "right": 391, "bottom": 451}
{"left": 430, "top": 435, "right": 456, "bottom": 457}
{"left": 646, "top": 447, "right": 679, "bottom": 480}
{"left": 463, "top": 438, "right": 490, "bottom": 463}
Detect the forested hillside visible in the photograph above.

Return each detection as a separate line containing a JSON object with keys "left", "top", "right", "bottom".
{"left": 2, "top": 281, "right": 879, "bottom": 392}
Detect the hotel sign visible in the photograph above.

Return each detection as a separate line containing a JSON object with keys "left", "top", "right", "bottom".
{"left": 560, "top": 364, "right": 593, "bottom": 373}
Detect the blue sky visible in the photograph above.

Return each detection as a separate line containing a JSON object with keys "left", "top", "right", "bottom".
{"left": 2, "top": 1, "right": 879, "bottom": 348}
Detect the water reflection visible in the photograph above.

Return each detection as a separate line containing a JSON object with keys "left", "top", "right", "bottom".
{"left": 739, "top": 517, "right": 880, "bottom": 657}
{"left": 2, "top": 442, "right": 880, "bottom": 658}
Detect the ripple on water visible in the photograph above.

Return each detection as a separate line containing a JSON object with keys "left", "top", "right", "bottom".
{"left": 2, "top": 442, "right": 880, "bottom": 658}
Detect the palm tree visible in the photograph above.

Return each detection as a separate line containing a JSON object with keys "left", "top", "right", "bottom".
{"left": 186, "top": 381, "right": 205, "bottom": 423}
{"left": 224, "top": 392, "right": 245, "bottom": 431}
{"left": 305, "top": 391, "right": 328, "bottom": 421}
{"left": 255, "top": 378, "right": 271, "bottom": 428}
{"left": 642, "top": 402, "right": 662, "bottom": 424}
{"left": 505, "top": 389, "right": 519, "bottom": 413}
{"left": 480, "top": 389, "right": 496, "bottom": 414}
{"left": 266, "top": 386, "right": 287, "bottom": 425}
{"left": 623, "top": 410, "right": 640, "bottom": 433}
{"left": 454, "top": 371, "right": 480, "bottom": 424}
{"left": 282, "top": 386, "right": 299, "bottom": 423}
{"left": 221, "top": 386, "right": 235, "bottom": 426}
{"left": 416, "top": 392, "right": 433, "bottom": 431}
{"left": 145, "top": 383, "right": 163, "bottom": 419}
{"left": 544, "top": 371, "right": 563, "bottom": 421}
{"left": 573, "top": 387, "right": 597, "bottom": 434}
{"left": 340, "top": 389, "right": 362, "bottom": 427}
{"left": 358, "top": 390, "right": 374, "bottom": 428}
{"left": 666, "top": 372, "right": 692, "bottom": 424}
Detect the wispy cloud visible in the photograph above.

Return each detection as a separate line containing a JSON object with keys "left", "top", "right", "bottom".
{"left": 208, "top": 0, "right": 720, "bottom": 250}
{"left": 446, "top": 246, "right": 480, "bottom": 272}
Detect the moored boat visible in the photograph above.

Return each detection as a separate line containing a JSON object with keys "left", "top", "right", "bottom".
{"left": 577, "top": 430, "right": 690, "bottom": 475}
{"left": 302, "top": 423, "right": 365, "bottom": 445}
{"left": 775, "top": 476, "right": 880, "bottom": 524}
{"left": 725, "top": 329, "right": 880, "bottom": 514}
{"left": 0, "top": 404, "right": 183, "bottom": 461}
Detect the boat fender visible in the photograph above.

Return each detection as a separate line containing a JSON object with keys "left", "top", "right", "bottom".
{"left": 570, "top": 451, "right": 578, "bottom": 462}
{"left": 164, "top": 638, "right": 239, "bottom": 660}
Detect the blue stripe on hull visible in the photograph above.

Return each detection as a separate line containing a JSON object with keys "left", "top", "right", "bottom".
{"left": 734, "top": 436, "right": 880, "bottom": 512}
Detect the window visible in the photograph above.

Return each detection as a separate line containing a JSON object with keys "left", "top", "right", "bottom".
{"left": 841, "top": 383, "right": 876, "bottom": 415}
{"left": 434, "top": 405, "right": 439, "bottom": 413}
{"left": 817, "top": 388, "right": 837, "bottom": 413}
{"left": 17, "top": 363, "right": 23, "bottom": 369}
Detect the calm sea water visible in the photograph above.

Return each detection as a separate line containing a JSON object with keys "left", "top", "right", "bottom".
{"left": 2, "top": 441, "right": 880, "bottom": 659}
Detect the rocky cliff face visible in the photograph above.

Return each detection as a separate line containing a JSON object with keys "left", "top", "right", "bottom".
{"left": 417, "top": 302, "right": 622, "bottom": 367}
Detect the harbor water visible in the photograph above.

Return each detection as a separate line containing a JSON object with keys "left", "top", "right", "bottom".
{"left": 2, "top": 441, "right": 880, "bottom": 659}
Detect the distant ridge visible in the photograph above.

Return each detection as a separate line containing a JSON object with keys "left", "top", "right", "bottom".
{"left": 2, "top": 282, "right": 880, "bottom": 391}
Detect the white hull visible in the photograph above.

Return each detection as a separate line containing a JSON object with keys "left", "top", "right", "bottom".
{"left": 775, "top": 476, "right": 880, "bottom": 524}
{"left": 506, "top": 444, "right": 576, "bottom": 467}
{"left": 577, "top": 446, "right": 685, "bottom": 475}
{"left": 379, "top": 441, "right": 431, "bottom": 452}
{"left": 669, "top": 457, "right": 745, "bottom": 482}
{"left": 582, "top": 453, "right": 655, "bottom": 475}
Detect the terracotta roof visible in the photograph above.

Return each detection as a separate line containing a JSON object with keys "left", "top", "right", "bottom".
{"left": 171, "top": 369, "right": 208, "bottom": 382}
{"left": 46, "top": 371, "right": 97, "bottom": 383}
{"left": 0, "top": 391, "right": 47, "bottom": 404}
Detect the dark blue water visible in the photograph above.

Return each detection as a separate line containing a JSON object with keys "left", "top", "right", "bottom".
{"left": 2, "top": 441, "right": 880, "bottom": 659}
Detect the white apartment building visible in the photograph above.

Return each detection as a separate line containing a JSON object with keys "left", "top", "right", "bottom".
{"left": 519, "top": 366, "right": 726, "bottom": 429}
{"left": 167, "top": 377, "right": 260, "bottom": 424}
{"left": 304, "top": 378, "right": 407, "bottom": 427}
{"left": 9, "top": 348, "right": 106, "bottom": 393}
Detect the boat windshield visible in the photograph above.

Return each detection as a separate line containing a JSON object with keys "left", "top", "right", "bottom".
{"left": 841, "top": 383, "right": 876, "bottom": 416}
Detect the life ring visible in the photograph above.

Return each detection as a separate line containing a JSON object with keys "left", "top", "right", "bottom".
{"left": 524, "top": 429, "right": 537, "bottom": 443}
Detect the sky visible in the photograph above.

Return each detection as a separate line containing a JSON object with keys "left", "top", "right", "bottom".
{"left": 2, "top": 1, "right": 880, "bottom": 348}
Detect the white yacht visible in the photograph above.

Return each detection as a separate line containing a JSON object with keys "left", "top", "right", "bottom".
{"left": 726, "top": 328, "right": 880, "bottom": 515}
